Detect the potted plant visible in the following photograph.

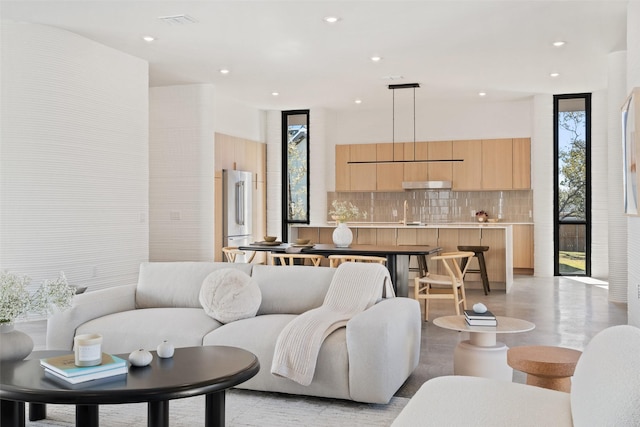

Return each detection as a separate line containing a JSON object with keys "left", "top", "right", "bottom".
{"left": 475, "top": 210, "right": 489, "bottom": 222}
{"left": 0, "top": 271, "right": 76, "bottom": 361}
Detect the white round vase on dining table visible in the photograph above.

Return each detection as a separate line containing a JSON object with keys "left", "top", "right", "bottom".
{"left": 332, "top": 222, "right": 353, "bottom": 248}
{"left": 433, "top": 315, "right": 535, "bottom": 381}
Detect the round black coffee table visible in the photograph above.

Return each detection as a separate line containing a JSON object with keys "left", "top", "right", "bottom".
{"left": 0, "top": 346, "right": 259, "bottom": 427}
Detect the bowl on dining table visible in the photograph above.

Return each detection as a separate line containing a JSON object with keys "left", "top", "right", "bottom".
{"left": 295, "top": 238, "right": 310, "bottom": 245}
{"left": 264, "top": 236, "right": 277, "bottom": 242}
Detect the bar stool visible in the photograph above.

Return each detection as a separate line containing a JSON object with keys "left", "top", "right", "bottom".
{"left": 457, "top": 245, "right": 490, "bottom": 295}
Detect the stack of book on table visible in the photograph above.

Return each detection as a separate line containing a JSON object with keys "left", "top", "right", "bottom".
{"left": 464, "top": 309, "right": 497, "bottom": 326}
{"left": 40, "top": 353, "right": 128, "bottom": 384}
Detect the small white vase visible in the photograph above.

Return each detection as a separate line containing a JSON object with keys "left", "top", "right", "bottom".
{"left": 157, "top": 340, "right": 175, "bottom": 358}
{"left": 0, "top": 323, "right": 34, "bottom": 362}
{"left": 332, "top": 222, "right": 353, "bottom": 248}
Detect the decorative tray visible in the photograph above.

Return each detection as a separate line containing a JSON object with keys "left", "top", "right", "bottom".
{"left": 251, "top": 241, "right": 282, "bottom": 246}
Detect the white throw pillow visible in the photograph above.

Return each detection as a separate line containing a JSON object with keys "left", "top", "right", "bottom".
{"left": 199, "top": 268, "right": 262, "bottom": 324}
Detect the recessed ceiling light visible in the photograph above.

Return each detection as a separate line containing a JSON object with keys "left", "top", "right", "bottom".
{"left": 355, "top": 99, "right": 362, "bottom": 104}
{"left": 219, "top": 69, "right": 230, "bottom": 75}
{"left": 550, "top": 72, "right": 560, "bottom": 77}
{"left": 370, "top": 56, "right": 382, "bottom": 62}
{"left": 553, "top": 41, "right": 566, "bottom": 47}
{"left": 272, "top": 92, "right": 279, "bottom": 96}
{"left": 478, "top": 92, "right": 487, "bottom": 97}
{"left": 142, "top": 36, "right": 155, "bottom": 42}
{"left": 323, "top": 16, "right": 341, "bottom": 24}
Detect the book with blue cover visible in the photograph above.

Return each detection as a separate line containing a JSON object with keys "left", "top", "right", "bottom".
{"left": 40, "top": 353, "right": 127, "bottom": 378}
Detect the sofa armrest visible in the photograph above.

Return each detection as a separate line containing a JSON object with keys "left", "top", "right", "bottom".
{"left": 346, "top": 297, "right": 421, "bottom": 403}
{"left": 46, "top": 283, "right": 137, "bottom": 350}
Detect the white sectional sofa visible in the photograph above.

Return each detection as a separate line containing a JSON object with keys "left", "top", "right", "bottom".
{"left": 47, "top": 262, "right": 421, "bottom": 404}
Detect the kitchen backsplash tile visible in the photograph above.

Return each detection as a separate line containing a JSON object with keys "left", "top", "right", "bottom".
{"left": 327, "top": 190, "right": 533, "bottom": 223}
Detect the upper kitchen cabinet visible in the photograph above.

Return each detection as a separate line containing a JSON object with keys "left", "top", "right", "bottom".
{"left": 376, "top": 143, "right": 404, "bottom": 191}
{"left": 403, "top": 141, "right": 429, "bottom": 182}
{"left": 335, "top": 145, "right": 350, "bottom": 191}
{"left": 452, "top": 140, "right": 482, "bottom": 190}
{"left": 349, "top": 143, "right": 377, "bottom": 191}
{"left": 482, "top": 138, "right": 513, "bottom": 190}
{"left": 512, "top": 138, "right": 531, "bottom": 189}
{"left": 427, "top": 140, "right": 453, "bottom": 182}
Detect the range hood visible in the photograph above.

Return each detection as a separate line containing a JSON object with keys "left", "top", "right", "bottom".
{"left": 402, "top": 180, "right": 452, "bottom": 190}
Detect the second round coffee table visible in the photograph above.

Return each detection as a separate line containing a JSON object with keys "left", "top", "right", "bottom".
{"left": 507, "top": 345, "right": 582, "bottom": 392}
{"left": 433, "top": 315, "right": 535, "bottom": 381}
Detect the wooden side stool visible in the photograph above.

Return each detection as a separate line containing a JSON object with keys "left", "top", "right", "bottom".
{"left": 457, "top": 245, "right": 490, "bottom": 295}
{"left": 507, "top": 345, "right": 582, "bottom": 392}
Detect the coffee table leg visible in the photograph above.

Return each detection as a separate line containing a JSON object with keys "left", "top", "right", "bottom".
{"left": 205, "top": 391, "right": 225, "bottom": 427}
{"left": 148, "top": 401, "right": 169, "bottom": 427}
{"left": 29, "top": 402, "right": 46, "bottom": 420}
{"left": 76, "top": 404, "right": 99, "bottom": 427}
{"left": 1, "top": 400, "right": 25, "bottom": 427}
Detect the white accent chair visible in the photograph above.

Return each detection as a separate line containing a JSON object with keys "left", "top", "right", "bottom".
{"left": 392, "top": 324, "right": 640, "bottom": 427}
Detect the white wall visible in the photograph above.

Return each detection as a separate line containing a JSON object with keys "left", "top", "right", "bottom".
{"left": 0, "top": 21, "right": 149, "bottom": 292}
{"left": 626, "top": 1, "right": 640, "bottom": 327}
{"left": 149, "top": 85, "right": 214, "bottom": 261}
{"left": 334, "top": 98, "right": 532, "bottom": 146}
{"left": 213, "top": 94, "right": 266, "bottom": 142}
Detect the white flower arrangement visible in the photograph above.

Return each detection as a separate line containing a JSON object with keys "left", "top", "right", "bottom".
{"left": 0, "top": 271, "right": 75, "bottom": 323}
{"left": 329, "top": 200, "right": 367, "bottom": 223}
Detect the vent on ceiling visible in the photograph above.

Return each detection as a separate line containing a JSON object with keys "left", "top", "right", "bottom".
{"left": 157, "top": 14, "right": 198, "bottom": 25}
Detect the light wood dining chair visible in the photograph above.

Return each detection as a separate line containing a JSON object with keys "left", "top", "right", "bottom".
{"left": 270, "top": 253, "right": 324, "bottom": 267}
{"left": 413, "top": 251, "right": 474, "bottom": 321}
{"left": 222, "top": 247, "right": 257, "bottom": 263}
{"left": 328, "top": 255, "right": 387, "bottom": 268}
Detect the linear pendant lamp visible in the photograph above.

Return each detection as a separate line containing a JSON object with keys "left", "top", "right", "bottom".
{"left": 347, "top": 83, "right": 463, "bottom": 165}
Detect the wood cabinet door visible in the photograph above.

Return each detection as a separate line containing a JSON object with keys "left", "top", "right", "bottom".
{"left": 428, "top": 140, "right": 453, "bottom": 182}
{"left": 482, "top": 139, "right": 513, "bottom": 190}
{"left": 512, "top": 138, "right": 531, "bottom": 189}
{"left": 403, "top": 141, "right": 429, "bottom": 182}
{"left": 350, "top": 144, "right": 376, "bottom": 162}
{"left": 452, "top": 140, "right": 482, "bottom": 190}
{"left": 377, "top": 163, "right": 404, "bottom": 191}
{"left": 513, "top": 224, "right": 534, "bottom": 269}
{"left": 350, "top": 164, "right": 376, "bottom": 191}
{"left": 480, "top": 228, "right": 506, "bottom": 283}
{"left": 335, "top": 145, "right": 350, "bottom": 191}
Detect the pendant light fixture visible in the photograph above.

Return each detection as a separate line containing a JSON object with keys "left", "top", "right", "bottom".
{"left": 347, "top": 83, "right": 462, "bottom": 167}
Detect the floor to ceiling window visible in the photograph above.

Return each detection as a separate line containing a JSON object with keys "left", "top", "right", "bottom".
{"left": 281, "top": 110, "right": 310, "bottom": 241}
{"left": 554, "top": 94, "right": 591, "bottom": 276}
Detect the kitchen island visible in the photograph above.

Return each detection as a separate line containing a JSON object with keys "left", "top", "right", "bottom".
{"left": 293, "top": 222, "right": 521, "bottom": 294}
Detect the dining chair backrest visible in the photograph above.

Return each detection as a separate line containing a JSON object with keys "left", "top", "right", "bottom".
{"left": 328, "top": 255, "right": 387, "bottom": 268}
{"left": 270, "top": 253, "right": 324, "bottom": 267}
{"left": 414, "top": 251, "right": 475, "bottom": 321}
{"left": 222, "top": 247, "right": 257, "bottom": 263}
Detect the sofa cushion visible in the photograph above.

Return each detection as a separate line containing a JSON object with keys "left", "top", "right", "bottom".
{"left": 391, "top": 376, "right": 572, "bottom": 427}
{"left": 203, "top": 314, "right": 351, "bottom": 400}
{"left": 136, "top": 262, "right": 253, "bottom": 309}
{"left": 199, "top": 268, "right": 261, "bottom": 324}
{"left": 77, "top": 308, "right": 223, "bottom": 354}
{"left": 251, "top": 264, "right": 335, "bottom": 315}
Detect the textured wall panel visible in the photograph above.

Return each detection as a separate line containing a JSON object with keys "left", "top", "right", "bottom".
{"left": 148, "top": 85, "right": 214, "bottom": 262}
{"left": 627, "top": 1, "right": 640, "bottom": 325}
{"left": 0, "top": 22, "right": 148, "bottom": 294}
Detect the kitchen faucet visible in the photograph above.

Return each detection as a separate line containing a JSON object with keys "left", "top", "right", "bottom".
{"left": 403, "top": 200, "right": 408, "bottom": 225}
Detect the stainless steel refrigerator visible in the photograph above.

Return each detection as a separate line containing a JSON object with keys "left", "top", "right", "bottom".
{"left": 222, "top": 170, "right": 253, "bottom": 254}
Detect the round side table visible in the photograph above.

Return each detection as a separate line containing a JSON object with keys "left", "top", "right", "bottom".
{"left": 433, "top": 315, "right": 535, "bottom": 381}
{"left": 507, "top": 345, "right": 582, "bottom": 392}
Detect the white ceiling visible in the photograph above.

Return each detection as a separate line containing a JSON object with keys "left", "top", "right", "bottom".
{"left": 0, "top": 0, "right": 629, "bottom": 112}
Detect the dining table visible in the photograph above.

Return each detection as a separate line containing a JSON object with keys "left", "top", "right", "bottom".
{"left": 238, "top": 243, "right": 442, "bottom": 297}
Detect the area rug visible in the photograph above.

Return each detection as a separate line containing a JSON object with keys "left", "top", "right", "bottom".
{"left": 25, "top": 389, "right": 409, "bottom": 426}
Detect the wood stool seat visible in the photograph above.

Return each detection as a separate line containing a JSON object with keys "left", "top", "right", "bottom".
{"left": 457, "top": 245, "right": 490, "bottom": 295}
{"left": 507, "top": 345, "right": 582, "bottom": 392}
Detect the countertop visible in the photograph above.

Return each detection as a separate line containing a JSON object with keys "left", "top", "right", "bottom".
{"left": 293, "top": 222, "right": 532, "bottom": 229}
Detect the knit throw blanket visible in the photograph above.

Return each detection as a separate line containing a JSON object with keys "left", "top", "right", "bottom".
{"left": 271, "top": 262, "right": 395, "bottom": 386}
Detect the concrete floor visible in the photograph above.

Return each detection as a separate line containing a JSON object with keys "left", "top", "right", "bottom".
{"left": 15, "top": 274, "right": 628, "bottom": 399}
